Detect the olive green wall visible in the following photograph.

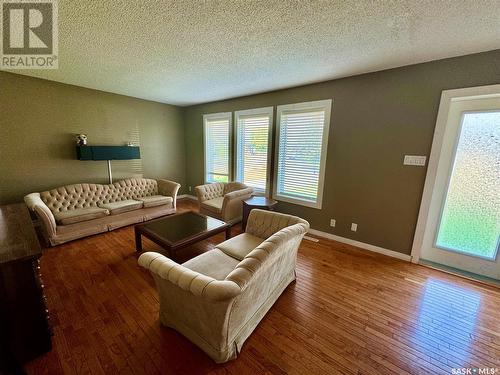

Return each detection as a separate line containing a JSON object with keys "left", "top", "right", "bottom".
{"left": 2, "top": 51, "right": 499, "bottom": 254}
{"left": 0, "top": 72, "right": 186, "bottom": 204}
{"left": 183, "top": 50, "right": 500, "bottom": 255}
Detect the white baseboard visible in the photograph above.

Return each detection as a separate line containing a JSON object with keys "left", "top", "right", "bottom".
{"left": 172, "top": 197, "right": 411, "bottom": 262}
{"left": 177, "top": 194, "right": 197, "bottom": 200}
{"left": 307, "top": 228, "right": 412, "bottom": 262}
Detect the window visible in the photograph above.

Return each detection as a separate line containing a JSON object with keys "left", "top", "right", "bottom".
{"left": 273, "top": 99, "right": 332, "bottom": 208}
{"left": 203, "top": 112, "right": 231, "bottom": 183}
{"left": 235, "top": 107, "right": 273, "bottom": 194}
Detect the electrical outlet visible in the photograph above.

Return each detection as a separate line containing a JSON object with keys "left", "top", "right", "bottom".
{"left": 330, "top": 219, "right": 336, "bottom": 227}
{"left": 188, "top": 186, "right": 192, "bottom": 192}
{"left": 351, "top": 223, "right": 358, "bottom": 232}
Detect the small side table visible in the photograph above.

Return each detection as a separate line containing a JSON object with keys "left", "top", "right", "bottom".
{"left": 242, "top": 196, "right": 278, "bottom": 231}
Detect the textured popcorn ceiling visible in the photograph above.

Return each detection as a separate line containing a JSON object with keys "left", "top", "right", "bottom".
{"left": 13, "top": 0, "right": 500, "bottom": 105}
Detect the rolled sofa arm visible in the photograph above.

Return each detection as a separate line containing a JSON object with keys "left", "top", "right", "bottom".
{"left": 224, "top": 181, "right": 248, "bottom": 193}
{"left": 245, "top": 209, "right": 310, "bottom": 239}
{"left": 194, "top": 185, "right": 207, "bottom": 202}
{"left": 225, "top": 221, "right": 309, "bottom": 290}
{"left": 24, "top": 193, "right": 57, "bottom": 238}
{"left": 157, "top": 179, "right": 181, "bottom": 208}
{"left": 223, "top": 187, "right": 254, "bottom": 202}
{"left": 221, "top": 187, "right": 253, "bottom": 222}
{"left": 138, "top": 252, "right": 242, "bottom": 302}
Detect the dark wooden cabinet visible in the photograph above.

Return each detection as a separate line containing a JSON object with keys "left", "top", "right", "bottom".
{"left": 0, "top": 204, "right": 52, "bottom": 373}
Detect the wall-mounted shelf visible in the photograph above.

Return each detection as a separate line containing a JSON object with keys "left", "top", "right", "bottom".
{"left": 76, "top": 145, "right": 140, "bottom": 161}
{"left": 76, "top": 146, "right": 141, "bottom": 183}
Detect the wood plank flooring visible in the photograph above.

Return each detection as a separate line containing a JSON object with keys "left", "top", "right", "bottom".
{"left": 25, "top": 199, "right": 500, "bottom": 375}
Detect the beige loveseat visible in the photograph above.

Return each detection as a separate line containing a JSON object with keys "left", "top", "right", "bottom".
{"left": 195, "top": 182, "right": 253, "bottom": 224}
{"left": 138, "top": 209, "right": 309, "bottom": 363}
{"left": 24, "top": 178, "right": 180, "bottom": 246}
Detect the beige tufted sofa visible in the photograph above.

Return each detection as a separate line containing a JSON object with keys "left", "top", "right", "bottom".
{"left": 24, "top": 178, "right": 180, "bottom": 246}
{"left": 138, "top": 209, "right": 309, "bottom": 363}
{"left": 195, "top": 182, "right": 253, "bottom": 224}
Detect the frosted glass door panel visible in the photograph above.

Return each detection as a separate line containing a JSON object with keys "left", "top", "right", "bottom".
{"left": 435, "top": 112, "right": 500, "bottom": 259}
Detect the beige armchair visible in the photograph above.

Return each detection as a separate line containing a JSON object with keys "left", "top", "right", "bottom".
{"left": 194, "top": 182, "right": 253, "bottom": 224}
{"left": 138, "top": 209, "right": 309, "bottom": 363}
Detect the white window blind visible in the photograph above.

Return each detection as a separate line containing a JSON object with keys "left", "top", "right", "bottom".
{"left": 204, "top": 113, "right": 231, "bottom": 183}
{"left": 274, "top": 100, "right": 332, "bottom": 208}
{"left": 235, "top": 107, "right": 273, "bottom": 193}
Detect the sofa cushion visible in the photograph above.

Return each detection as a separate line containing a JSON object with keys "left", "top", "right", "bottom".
{"left": 137, "top": 195, "right": 172, "bottom": 208}
{"left": 99, "top": 199, "right": 143, "bottom": 215}
{"left": 182, "top": 249, "right": 239, "bottom": 280}
{"left": 216, "top": 233, "right": 264, "bottom": 261}
{"left": 54, "top": 207, "right": 109, "bottom": 225}
{"left": 201, "top": 197, "right": 224, "bottom": 214}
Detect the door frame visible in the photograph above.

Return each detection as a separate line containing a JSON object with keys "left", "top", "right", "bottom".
{"left": 411, "top": 84, "right": 500, "bottom": 264}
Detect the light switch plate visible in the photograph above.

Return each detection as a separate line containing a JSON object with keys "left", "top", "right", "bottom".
{"left": 404, "top": 155, "right": 427, "bottom": 166}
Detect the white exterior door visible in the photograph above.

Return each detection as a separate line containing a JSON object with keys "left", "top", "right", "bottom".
{"left": 414, "top": 85, "right": 500, "bottom": 280}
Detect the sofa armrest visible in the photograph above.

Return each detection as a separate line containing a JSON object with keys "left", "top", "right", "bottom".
{"left": 138, "top": 252, "right": 241, "bottom": 302}
{"left": 245, "top": 209, "right": 310, "bottom": 239}
{"left": 194, "top": 182, "right": 224, "bottom": 203}
{"left": 157, "top": 179, "right": 181, "bottom": 208}
{"left": 224, "top": 182, "right": 248, "bottom": 194}
{"left": 220, "top": 187, "right": 253, "bottom": 223}
{"left": 223, "top": 187, "right": 253, "bottom": 202}
{"left": 24, "top": 193, "right": 56, "bottom": 238}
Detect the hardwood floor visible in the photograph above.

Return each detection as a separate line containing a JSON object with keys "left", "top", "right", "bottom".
{"left": 26, "top": 199, "right": 500, "bottom": 375}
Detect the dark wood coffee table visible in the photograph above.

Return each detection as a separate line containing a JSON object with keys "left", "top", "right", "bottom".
{"left": 134, "top": 211, "right": 231, "bottom": 257}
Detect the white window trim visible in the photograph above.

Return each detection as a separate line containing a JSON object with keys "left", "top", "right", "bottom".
{"left": 234, "top": 106, "right": 274, "bottom": 196}
{"left": 203, "top": 112, "right": 232, "bottom": 184}
{"left": 273, "top": 99, "right": 332, "bottom": 209}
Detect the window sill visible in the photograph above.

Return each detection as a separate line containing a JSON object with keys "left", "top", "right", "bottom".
{"left": 273, "top": 194, "right": 322, "bottom": 209}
